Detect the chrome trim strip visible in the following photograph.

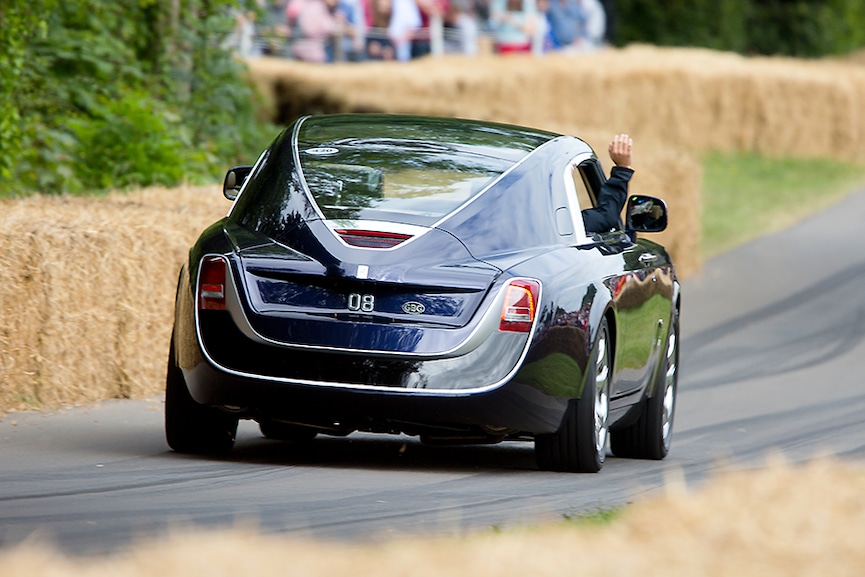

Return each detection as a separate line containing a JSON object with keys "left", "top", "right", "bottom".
{"left": 562, "top": 151, "right": 596, "bottom": 242}
{"left": 291, "top": 116, "right": 325, "bottom": 225}
{"left": 327, "top": 219, "right": 430, "bottom": 237}
{"left": 193, "top": 256, "right": 542, "bottom": 395}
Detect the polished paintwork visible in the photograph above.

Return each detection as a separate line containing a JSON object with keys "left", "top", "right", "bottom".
{"left": 173, "top": 114, "right": 679, "bottom": 440}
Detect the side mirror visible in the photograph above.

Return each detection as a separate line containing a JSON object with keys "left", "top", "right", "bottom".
{"left": 626, "top": 195, "right": 668, "bottom": 234}
{"left": 223, "top": 165, "right": 253, "bottom": 200}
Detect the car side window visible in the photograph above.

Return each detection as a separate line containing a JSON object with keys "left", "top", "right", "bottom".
{"left": 577, "top": 158, "right": 625, "bottom": 235}
{"left": 571, "top": 164, "right": 595, "bottom": 212}
{"left": 564, "top": 154, "right": 620, "bottom": 241}
{"left": 578, "top": 158, "right": 607, "bottom": 207}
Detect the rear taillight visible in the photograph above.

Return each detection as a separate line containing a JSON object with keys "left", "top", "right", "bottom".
{"left": 198, "top": 256, "right": 227, "bottom": 311}
{"left": 499, "top": 279, "right": 540, "bottom": 333}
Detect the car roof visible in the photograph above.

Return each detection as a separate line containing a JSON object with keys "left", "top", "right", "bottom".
{"left": 229, "top": 114, "right": 595, "bottom": 258}
{"left": 294, "top": 114, "right": 561, "bottom": 160}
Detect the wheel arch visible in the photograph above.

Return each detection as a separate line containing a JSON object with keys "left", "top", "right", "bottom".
{"left": 647, "top": 285, "right": 681, "bottom": 398}
{"left": 577, "top": 287, "right": 617, "bottom": 400}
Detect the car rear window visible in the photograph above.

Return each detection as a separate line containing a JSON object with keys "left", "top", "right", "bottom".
{"left": 229, "top": 115, "right": 557, "bottom": 238}
{"left": 296, "top": 115, "right": 555, "bottom": 227}
{"left": 298, "top": 142, "right": 509, "bottom": 226}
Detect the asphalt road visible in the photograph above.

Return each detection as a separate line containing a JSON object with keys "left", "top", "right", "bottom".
{"left": 2, "top": 188, "right": 864, "bottom": 555}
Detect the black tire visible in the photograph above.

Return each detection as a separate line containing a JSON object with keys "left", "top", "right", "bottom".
{"left": 535, "top": 318, "right": 611, "bottom": 473}
{"left": 259, "top": 419, "right": 318, "bottom": 442}
{"left": 610, "top": 306, "right": 679, "bottom": 460}
{"left": 164, "top": 337, "right": 238, "bottom": 455}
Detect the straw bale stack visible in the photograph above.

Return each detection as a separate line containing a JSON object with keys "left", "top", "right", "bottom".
{"left": 247, "top": 44, "right": 865, "bottom": 162}
{"left": 0, "top": 188, "right": 226, "bottom": 412}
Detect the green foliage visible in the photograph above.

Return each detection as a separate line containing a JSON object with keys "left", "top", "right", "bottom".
{"left": 614, "top": 0, "right": 749, "bottom": 51}
{"left": 614, "top": 0, "right": 865, "bottom": 56}
{"left": 0, "top": 0, "right": 273, "bottom": 197}
{"left": 66, "top": 92, "right": 200, "bottom": 191}
{"left": 563, "top": 506, "right": 623, "bottom": 526}
{"left": 15, "top": 121, "right": 83, "bottom": 195}
{"left": 0, "top": 1, "right": 54, "bottom": 181}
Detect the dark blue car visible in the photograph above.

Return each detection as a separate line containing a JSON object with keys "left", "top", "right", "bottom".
{"left": 166, "top": 113, "right": 680, "bottom": 473}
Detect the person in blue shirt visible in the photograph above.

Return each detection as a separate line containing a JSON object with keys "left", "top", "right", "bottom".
{"left": 545, "top": 0, "right": 605, "bottom": 52}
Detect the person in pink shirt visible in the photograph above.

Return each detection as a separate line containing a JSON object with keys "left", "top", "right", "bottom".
{"left": 286, "top": 0, "right": 337, "bottom": 62}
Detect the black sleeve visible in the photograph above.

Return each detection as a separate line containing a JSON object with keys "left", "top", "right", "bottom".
{"left": 581, "top": 166, "right": 633, "bottom": 234}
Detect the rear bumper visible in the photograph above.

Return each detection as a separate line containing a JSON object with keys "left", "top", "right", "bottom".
{"left": 181, "top": 355, "right": 568, "bottom": 434}
{"left": 174, "top": 267, "right": 567, "bottom": 434}
{"left": 196, "top": 310, "right": 531, "bottom": 392}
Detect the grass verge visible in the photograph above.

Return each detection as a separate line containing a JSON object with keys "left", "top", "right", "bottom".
{"left": 700, "top": 152, "right": 865, "bottom": 257}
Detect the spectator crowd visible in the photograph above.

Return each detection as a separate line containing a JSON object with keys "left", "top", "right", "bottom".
{"left": 225, "top": 0, "right": 612, "bottom": 62}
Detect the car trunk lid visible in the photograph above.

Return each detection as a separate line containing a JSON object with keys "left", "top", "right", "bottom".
{"left": 225, "top": 223, "right": 503, "bottom": 354}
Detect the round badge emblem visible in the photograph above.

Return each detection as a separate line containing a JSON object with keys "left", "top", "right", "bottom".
{"left": 402, "top": 301, "right": 426, "bottom": 315}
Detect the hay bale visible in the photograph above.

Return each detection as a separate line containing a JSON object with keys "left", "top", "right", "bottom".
{"left": 0, "top": 187, "right": 227, "bottom": 412}
{"left": 246, "top": 45, "right": 865, "bottom": 163}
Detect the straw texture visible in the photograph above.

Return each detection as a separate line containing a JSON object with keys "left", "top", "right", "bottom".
{"left": 0, "top": 187, "right": 226, "bottom": 411}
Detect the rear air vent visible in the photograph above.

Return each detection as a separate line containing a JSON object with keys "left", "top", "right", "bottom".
{"left": 335, "top": 229, "right": 413, "bottom": 248}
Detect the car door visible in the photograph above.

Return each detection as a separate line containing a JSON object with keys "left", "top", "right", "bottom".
{"left": 569, "top": 158, "right": 668, "bottom": 404}
{"left": 607, "top": 234, "right": 669, "bottom": 402}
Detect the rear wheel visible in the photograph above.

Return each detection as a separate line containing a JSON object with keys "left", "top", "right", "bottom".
{"left": 165, "top": 337, "right": 238, "bottom": 455}
{"left": 611, "top": 306, "right": 679, "bottom": 459}
{"left": 535, "top": 318, "right": 611, "bottom": 473}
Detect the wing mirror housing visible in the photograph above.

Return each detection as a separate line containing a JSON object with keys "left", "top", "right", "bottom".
{"left": 223, "top": 165, "right": 253, "bottom": 200}
{"left": 626, "top": 195, "right": 668, "bottom": 234}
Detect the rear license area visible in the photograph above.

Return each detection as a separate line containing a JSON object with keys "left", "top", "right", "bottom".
{"left": 245, "top": 270, "right": 486, "bottom": 328}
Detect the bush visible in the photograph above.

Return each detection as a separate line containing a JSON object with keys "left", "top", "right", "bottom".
{"left": 0, "top": 0, "right": 272, "bottom": 197}
{"left": 0, "top": 1, "right": 52, "bottom": 183}
{"left": 614, "top": 0, "right": 749, "bottom": 51}
{"left": 614, "top": 0, "right": 865, "bottom": 57}
{"left": 66, "top": 93, "right": 202, "bottom": 191}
